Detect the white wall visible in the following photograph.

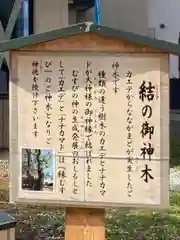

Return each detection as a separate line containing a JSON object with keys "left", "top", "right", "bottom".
{"left": 33, "top": 0, "right": 68, "bottom": 33}
{"left": 82, "top": 7, "right": 94, "bottom": 22}
{"left": 147, "top": 0, "right": 180, "bottom": 78}
{"left": 100, "top": 0, "right": 148, "bottom": 36}
{"left": 69, "top": 5, "right": 77, "bottom": 25}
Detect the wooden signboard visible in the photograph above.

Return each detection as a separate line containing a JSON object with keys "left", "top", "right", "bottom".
{"left": 10, "top": 51, "right": 169, "bottom": 208}
{"left": 4, "top": 22, "right": 174, "bottom": 239}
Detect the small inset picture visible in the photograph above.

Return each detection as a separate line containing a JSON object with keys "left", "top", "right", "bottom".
{"left": 21, "top": 148, "right": 54, "bottom": 192}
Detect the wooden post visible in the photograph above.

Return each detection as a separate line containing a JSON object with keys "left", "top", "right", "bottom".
{"left": 65, "top": 208, "right": 105, "bottom": 240}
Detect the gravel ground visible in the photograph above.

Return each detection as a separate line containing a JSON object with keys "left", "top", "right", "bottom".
{"left": 8, "top": 207, "right": 65, "bottom": 240}
{"left": 170, "top": 168, "right": 180, "bottom": 191}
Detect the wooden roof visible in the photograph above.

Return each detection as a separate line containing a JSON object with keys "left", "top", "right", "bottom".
{"left": 0, "top": 22, "right": 180, "bottom": 55}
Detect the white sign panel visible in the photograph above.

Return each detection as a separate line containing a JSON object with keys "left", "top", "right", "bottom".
{"left": 10, "top": 52, "right": 169, "bottom": 208}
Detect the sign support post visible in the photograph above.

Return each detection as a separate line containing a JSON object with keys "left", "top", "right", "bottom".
{"left": 65, "top": 207, "right": 105, "bottom": 240}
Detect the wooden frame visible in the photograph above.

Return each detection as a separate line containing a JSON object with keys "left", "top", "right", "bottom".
{"left": 9, "top": 47, "right": 169, "bottom": 209}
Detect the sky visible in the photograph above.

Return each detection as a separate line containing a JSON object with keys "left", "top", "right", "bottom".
{"left": 41, "top": 149, "right": 54, "bottom": 177}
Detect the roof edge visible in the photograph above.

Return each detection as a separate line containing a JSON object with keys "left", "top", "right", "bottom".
{"left": 0, "top": 22, "right": 91, "bottom": 53}
{"left": 0, "top": 21, "right": 180, "bottom": 55}
{"left": 90, "top": 23, "right": 180, "bottom": 55}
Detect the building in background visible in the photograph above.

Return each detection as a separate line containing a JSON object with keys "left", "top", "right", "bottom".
{"left": 88, "top": 0, "right": 180, "bottom": 79}
{"left": 0, "top": 0, "right": 33, "bottom": 96}
{"left": 0, "top": 0, "right": 34, "bottom": 149}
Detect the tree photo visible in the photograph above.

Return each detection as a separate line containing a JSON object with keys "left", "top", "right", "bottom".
{"left": 21, "top": 148, "right": 54, "bottom": 191}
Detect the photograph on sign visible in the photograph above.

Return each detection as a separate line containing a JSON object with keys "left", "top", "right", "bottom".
{"left": 9, "top": 52, "right": 169, "bottom": 208}
{"left": 21, "top": 148, "right": 54, "bottom": 192}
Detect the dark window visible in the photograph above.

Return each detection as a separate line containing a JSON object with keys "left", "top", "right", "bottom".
{"left": 0, "top": 0, "right": 33, "bottom": 97}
